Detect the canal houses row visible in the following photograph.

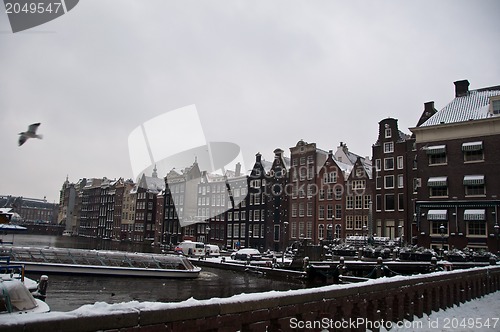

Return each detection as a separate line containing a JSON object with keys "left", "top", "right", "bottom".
{"left": 54, "top": 79, "right": 500, "bottom": 253}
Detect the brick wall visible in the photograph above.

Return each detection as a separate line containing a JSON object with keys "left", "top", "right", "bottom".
{"left": 4, "top": 266, "right": 500, "bottom": 332}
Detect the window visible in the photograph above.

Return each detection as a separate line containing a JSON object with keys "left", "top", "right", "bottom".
{"left": 291, "top": 203, "right": 297, "bottom": 217}
{"left": 327, "top": 205, "right": 333, "bottom": 219}
{"left": 467, "top": 221, "right": 486, "bottom": 236}
{"left": 327, "top": 188, "right": 333, "bottom": 200}
{"left": 384, "top": 175, "right": 394, "bottom": 189}
{"left": 428, "top": 177, "right": 448, "bottom": 197}
{"left": 462, "top": 141, "right": 484, "bottom": 162}
{"left": 352, "top": 180, "right": 365, "bottom": 189}
{"left": 318, "top": 206, "right": 325, "bottom": 219}
{"left": 375, "top": 159, "right": 381, "bottom": 171}
{"left": 426, "top": 145, "right": 447, "bottom": 165}
{"left": 385, "top": 194, "right": 395, "bottom": 211}
{"left": 319, "top": 189, "right": 325, "bottom": 200}
{"left": 307, "top": 202, "right": 312, "bottom": 216}
{"left": 398, "top": 174, "right": 404, "bottom": 188}
{"left": 299, "top": 203, "right": 304, "bottom": 217}
{"left": 363, "top": 195, "right": 371, "bottom": 209}
{"left": 384, "top": 142, "right": 394, "bottom": 153}
{"left": 465, "top": 184, "right": 485, "bottom": 196}
{"left": 346, "top": 196, "right": 353, "bottom": 209}
{"left": 464, "top": 175, "right": 485, "bottom": 196}
{"left": 385, "top": 128, "right": 392, "bottom": 138}
{"left": 492, "top": 99, "right": 500, "bottom": 115}
{"left": 306, "top": 222, "right": 313, "bottom": 239}
{"left": 335, "top": 187, "right": 342, "bottom": 200}
{"left": 376, "top": 194, "right": 381, "bottom": 211}
{"left": 318, "top": 224, "right": 325, "bottom": 239}
{"left": 429, "top": 153, "right": 447, "bottom": 165}
{"left": 335, "top": 204, "right": 342, "bottom": 219}
{"left": 398, "top": 193, "right": 404, "bottom": 211}
{"left": 354, "top": 215, "right": 362, "bottom": 230}
{"left": 355, "top": 195, "right": 363, "bottom": 209}
{"left": 397, "top": 156, "right": 403, "bottom": 169}
{"left": 376, "top": 176, "right": 382, "bottom": 189}
{"left": 430, "top": 186, "right": 448, "bottom": 197}
{"left": 384, "top": 157, "right": 394, "bottom": 170}
{"left": 330, "top": 171, "right": 337, "bottom": 183}
{"left": 346, "top": 215, "right": 353, "bottom": 229}
{"left": 431, "top": 221, "right": 448, "bottom": 236}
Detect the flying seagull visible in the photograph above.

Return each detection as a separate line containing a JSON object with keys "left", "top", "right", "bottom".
{"left": 19, "top": 123, "right": 43, "bottom": 146}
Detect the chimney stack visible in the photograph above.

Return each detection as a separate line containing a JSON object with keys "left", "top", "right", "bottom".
{"left": 255, "top": 152, "right": 262, "bottom": 163}
{"left": 454, "top": 79, "right": 470, "bottom": 97}
{"left": 273, "top": 148, "right": 283, "bottom": 159}
{"left": 235, "top": 162, "right": 241, "bottom": 177}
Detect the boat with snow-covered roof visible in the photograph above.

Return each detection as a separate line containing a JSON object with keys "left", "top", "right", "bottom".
{"left": 2, "top": 246, "right": 201, "bottom": 278}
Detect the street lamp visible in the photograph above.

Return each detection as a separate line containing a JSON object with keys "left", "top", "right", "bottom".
{"left": 205, "top": 227, "right": 210, "bottom": 244}
{"left": 398, "top": 225, "right": 403, "bottom": 247}
{"left": 362, "top": 225, "right": 367, "bottom": 246}
{"left": 439, "top": 224, "right": 446, "bottom": 257}
{"left": 494, "top": 223, "right": 499, "bottom": 254}
{"left": 248, "top": 230, "right": 252, "bottom": 248}
{"left": 282, "top": 221, "right": 288, "bottom": 263}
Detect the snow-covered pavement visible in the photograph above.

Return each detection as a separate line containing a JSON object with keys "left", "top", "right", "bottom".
{"left": 382, "top": 291, "right": 500, "bottom": 332}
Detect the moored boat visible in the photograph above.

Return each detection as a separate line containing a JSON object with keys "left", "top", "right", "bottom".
{"left": 0, "top": 277, "right": 50, "bottom": 315}
{"left": 3, "top": 246, "right": 201, "bottom": 278}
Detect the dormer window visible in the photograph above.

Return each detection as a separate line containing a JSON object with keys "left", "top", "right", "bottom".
{"left": 489, "top": 96, "right": 500, "bottom": 115}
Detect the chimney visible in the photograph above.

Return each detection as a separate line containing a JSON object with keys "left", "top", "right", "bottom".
{"left": 235, "top": 162, "right": 241, "bottom": 177}
{"left": 256, "top": 152, "right": 262, "bottom": 163}
{"left": 454, "top": 80, "right": 469, "bottom": 97}
{"left": 328, "top": 150, "right": 333, "bottom": 158}
{"left": 424, "top": 101, "right": 434, "bottom": 113}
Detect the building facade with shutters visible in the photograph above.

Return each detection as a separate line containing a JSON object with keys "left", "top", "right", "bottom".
{"left": 410, "top": 80, "right": 500, "bottom": 253}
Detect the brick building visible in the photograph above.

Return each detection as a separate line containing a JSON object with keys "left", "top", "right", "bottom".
{"left": 372, "top": 118, "right": 417, "bottom": 242}
{"left": 410, "top": 80, "right": 500, "bottom": 253}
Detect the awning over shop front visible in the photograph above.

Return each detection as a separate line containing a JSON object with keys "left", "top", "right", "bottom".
{"left": 428, "top": 176, "right": 447, "bottom": 187}
{"left": 427, "top": 210, "right": 448, "bottom": 220}
{"left": 463, "top": 175, "right": 484, "bottom": 185}
{"left": 464, "top": 209, "right": 486, "bottom": 221}
{"left": 425, "top": 145, "right": 446, "bottom": 155}
{"left": 462, "top": 141, "right": 483, "bottom": 151}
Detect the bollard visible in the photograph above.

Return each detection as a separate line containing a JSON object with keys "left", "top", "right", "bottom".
{"left": 375, "top": 257, "right": 384, "bottom": 278}
{"left": 338, "top": 256, "right": 347, "bottom": 275}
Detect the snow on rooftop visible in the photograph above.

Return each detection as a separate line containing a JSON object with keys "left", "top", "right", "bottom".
{"left": 421, "top": 88, "right": 500, "bottom": 127}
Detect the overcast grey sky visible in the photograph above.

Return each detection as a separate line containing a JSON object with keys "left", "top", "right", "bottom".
{"left": 1, "top": 0, "right": 499, "bottom": 203}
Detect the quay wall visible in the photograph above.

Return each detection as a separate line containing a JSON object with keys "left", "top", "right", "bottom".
{"left": 4, "top": 266, "right": 500, "bottom": 332}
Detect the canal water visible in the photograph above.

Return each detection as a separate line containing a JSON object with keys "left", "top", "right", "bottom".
{"left": 5, "top": 234, "right": 306, "bottom": 312}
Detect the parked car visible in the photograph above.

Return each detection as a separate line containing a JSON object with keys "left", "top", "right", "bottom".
{"left": 230, "top": 248, "right": 262, "bottom": 261}
{"left": 205, "top": 244, "right": 220, "bottom": 257}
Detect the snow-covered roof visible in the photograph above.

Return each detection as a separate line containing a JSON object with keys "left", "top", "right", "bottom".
{"left": 421, "top": 88, "right": 500, "bottom": 127}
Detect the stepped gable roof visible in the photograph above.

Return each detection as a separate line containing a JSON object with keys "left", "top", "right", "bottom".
{"left": 421, "top": 86, "right": 500, "bottom": 127}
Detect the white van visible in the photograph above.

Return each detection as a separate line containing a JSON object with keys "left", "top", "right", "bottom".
{"left": 205, "top": 244, "right": 220, "bottom": 257}
{"left": 178, "top": 241, "right": 206, "bottom": 257}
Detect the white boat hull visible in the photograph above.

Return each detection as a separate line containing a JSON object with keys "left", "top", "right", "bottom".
{"left": 15, "top": 260, "right": 201, "bottom": 278}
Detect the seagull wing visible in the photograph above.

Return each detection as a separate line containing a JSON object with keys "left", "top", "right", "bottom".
{"left": 18, "top": 134, "right": 27, "bottom": 146}
{"left": 27, "top": 123, "right": 41, "bottom": 134}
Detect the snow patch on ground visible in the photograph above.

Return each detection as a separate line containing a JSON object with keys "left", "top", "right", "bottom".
{"left": 382, "top": 291, "right": 500, "bottom": 332}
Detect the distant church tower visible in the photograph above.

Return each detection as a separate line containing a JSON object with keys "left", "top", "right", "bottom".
{"left": 152, "top": 165, "right": 158, "bottom": 178}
